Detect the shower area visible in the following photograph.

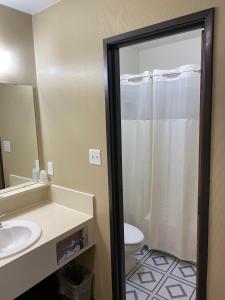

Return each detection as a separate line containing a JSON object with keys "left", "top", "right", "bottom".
{"left": 120, "top": 31, "right": 204, "bottom": 299}
{"left": 103, "top": 13, "right": 214, "bottom": 297}
{"left": 121, "top": 65, "right": 200, "bottom": 263}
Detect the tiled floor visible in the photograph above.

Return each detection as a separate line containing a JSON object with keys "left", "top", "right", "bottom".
{"left": 126, "top": 249, "right": 196, "bottom": 300}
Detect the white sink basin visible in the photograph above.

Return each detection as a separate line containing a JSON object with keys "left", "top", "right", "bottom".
{"left": 0, "top": 220, "right": 42, "bottom": 259}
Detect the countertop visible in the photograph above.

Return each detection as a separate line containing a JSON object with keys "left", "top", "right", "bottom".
{"left": 0, "top": 200, "right": 93, "bottom": 268}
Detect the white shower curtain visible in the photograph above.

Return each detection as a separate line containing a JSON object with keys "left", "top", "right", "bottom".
{"left": 121, "top": 72, "right": 153, "bottom": 235}
{"left": 121, "top": 65, "right": 200, "bottom": 262}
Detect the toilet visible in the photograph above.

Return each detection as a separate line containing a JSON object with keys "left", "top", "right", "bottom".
{"left": 124, "top": 223, "right": 144, "bottom": 274}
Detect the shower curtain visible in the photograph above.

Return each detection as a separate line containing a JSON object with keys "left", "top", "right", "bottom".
{"left": 121, "top": 72, "right": 153, "bottom": 237}
{"left": 121, "top": 65, "right": 200, "bottom": 262}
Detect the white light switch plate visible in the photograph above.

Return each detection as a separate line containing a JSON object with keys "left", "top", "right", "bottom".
{"left": 2, "top": 141, "right": 10, "bottom": 153}
{"left": 47, "top": 161, "right": 54, "bottom": 175}
{"left": 89, "top": 149, "right": 101, "bottom": 165}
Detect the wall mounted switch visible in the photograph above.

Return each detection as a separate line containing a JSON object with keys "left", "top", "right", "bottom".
{"left": 2, "top": 141, "right": 10, "bottom": 153}
{"left": 89, "top": 149, "right": 101, "bottom": 165}
{"left": 47, "top": 161, "right": 54, "bottom": 175}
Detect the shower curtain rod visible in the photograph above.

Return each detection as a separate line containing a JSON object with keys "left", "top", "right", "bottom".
{"left": 120, "top": 68, "right": 201, "bottom": 81}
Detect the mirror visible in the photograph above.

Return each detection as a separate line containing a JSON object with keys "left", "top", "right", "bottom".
{"left": 0, "top": 83, "right": 39, "bottom": 193}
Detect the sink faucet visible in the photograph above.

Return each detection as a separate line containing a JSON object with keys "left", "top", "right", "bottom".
{"left": 0, "top": 212, "right": 6, "bottom": 228}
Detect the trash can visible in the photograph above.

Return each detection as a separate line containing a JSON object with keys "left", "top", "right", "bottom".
{"left": 57, "top": 263, "right": 92, "bottom": 300}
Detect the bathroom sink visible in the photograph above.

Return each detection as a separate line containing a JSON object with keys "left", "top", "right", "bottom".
{"left": 0, "top": 220, "right": 42, "bottom": 258}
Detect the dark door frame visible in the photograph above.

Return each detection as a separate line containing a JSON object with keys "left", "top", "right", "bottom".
{"left": 104, "top": 8, "right": 214, "bottom": 300}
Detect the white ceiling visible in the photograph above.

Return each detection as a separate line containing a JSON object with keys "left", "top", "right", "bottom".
{"left": 0, "top": 0, "right": 61, "bottom": 15}
{"left": 130, "top": 29, "right": 202, "bottom": 50}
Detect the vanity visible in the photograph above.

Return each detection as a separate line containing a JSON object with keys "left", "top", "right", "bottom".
{"left": 0, "top": 183, "right": 95, "bottom": 300}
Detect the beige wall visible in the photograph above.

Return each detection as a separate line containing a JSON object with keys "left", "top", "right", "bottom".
{"left": 0, "top": 5, "right": 36, "bottom": 85}
{"left": 32, "top": 1, "right": 225, "bottom": 299}
{"left": 0, "top": 84, "right": 38, "bottom": 187}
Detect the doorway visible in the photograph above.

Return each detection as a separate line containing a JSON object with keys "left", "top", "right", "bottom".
{"left": 104, "top": 9, "right": 214, "bottom": 300}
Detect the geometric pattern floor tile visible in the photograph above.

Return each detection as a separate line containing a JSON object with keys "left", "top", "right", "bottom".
{"left": 171, "top": 261, "right": 197, "bottom": 285}
{"left": 135, "top": 248, "right": 151, "bottom": 262}
{"left": 126, "top": 249, "right": 196, "bottom": 300}
{"left": 156, "top": 277, "right": 195, "bottom": 300}
{"left": 128, "top": 264, "right": 164, "bottom": 292}
{"left": 126, "top": 283, "right": 150, "bottom": 300}
{"left": 143, "top": 251, "right": 176, "bottom": 272}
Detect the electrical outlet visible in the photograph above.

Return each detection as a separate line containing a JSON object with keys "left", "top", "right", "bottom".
{"left": 89, "top": 149, "right": 101, "bottom": 165}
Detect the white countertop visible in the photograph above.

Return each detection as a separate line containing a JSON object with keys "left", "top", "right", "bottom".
{"left": 0, "top": 201, "right": 93, "bottom": 268}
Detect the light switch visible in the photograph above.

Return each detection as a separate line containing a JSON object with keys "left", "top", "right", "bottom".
{"left": 47, "top": 161, "right": 54, "bottom": 175}
{"left": 2, "top": 141, "right": 10, "bottom": 153}
{"left": 89, "top": 149, "right": 101, "bottom": 165}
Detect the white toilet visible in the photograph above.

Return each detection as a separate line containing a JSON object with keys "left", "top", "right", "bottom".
{"left": 124, "top": 223, "right": 144, "bottom": 274}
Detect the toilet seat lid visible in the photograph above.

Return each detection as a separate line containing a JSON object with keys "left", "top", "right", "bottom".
{"left": 124, "top": 223, "right": 144, "bottom": 245}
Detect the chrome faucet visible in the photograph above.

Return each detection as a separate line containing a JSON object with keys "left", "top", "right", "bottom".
{"left": 0, "top": 212, "right": 6, "bottom": 228}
